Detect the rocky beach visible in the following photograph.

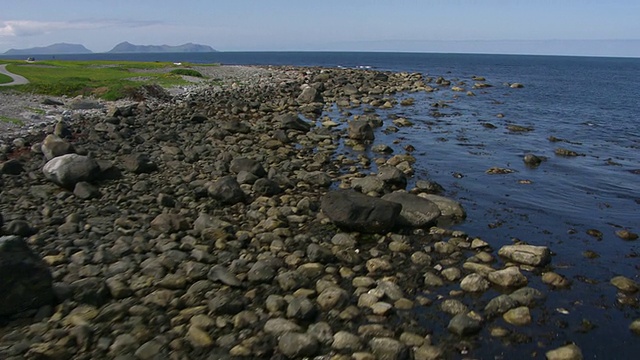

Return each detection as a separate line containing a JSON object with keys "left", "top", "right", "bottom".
{"left": 1, "top": 64, "right": 637, "bottom": 360}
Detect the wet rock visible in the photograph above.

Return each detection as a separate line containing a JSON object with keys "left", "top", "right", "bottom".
{"left": 440, "top": 299, "right": 468, "bottom": 315}
{"left": 610, "top": 276, "right": 638, "bottom": 293}
{"left": 498, "top": 244, "right": 551, "bottom": 266}
{"left": 487, "top": 266, "right": 528, "bottom": 288}
{"left": 510, "top": 83, "right": 524, "bottom": 88}
{"left": 321, "top": 190, "right": 401, "bottom": 233}
{"left": 417, "top": 194, "right": 466, "bottom": 219}
{"left": 503, "top": 306, "right": 532, "bottom": 326}
{"left": 0, "top": 236, "right": 54, "bottom": 316}
{"left": 208, "top": 176, "right": 246, "bottom": 204}
{"left": 523, "top": 153, "right": 543, "bottom": 166}
{"left": 460, "top": 273, "right": 490, "bottom": 292}
{"left": 545, "top": 344, "right": 583, "bottom": 360}
{"left": 630, "top": 319, "right": 640, "bottom": 334}
{"left": 485, "top": 294, "right": 518, "bottom": 317}
{"left": 368, "top": 337, "right": 409, "bottom": 360}
{"left": 542, "top": 272, "right": 571, "bottom": 288}
{"left": 381, "top": 191, "right": 441, "bottom": 227}
{"left": 348, "top": 120, "right": 374, "bottom": 141}
{"left": 351, "top": 176, "right": 387, "bottom": 194}
{"left": 509, "top": 287, "right": 546, "bottom": 306}
{"left": 42, "top": 154, "right": 100, "bottom": 188}
{"left": 615, "top": 229, "right": 638, "bottom": 241}
{"left": 555, "top": 148, "right": 581, "bottom": 157}
{"left": 278, "top": 332, "right": 319, "bottom": 358}
{"left": 447, "top": 313, "right": 482, "bottom": 336}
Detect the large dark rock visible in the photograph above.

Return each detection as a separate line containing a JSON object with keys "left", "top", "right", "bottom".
{"left": 42, "top": 154, "right": 101, "bottom": 188}
{"left": 321, "top": 190, "right": 401, "bottom": 233}
{"left": 208, "top": 176, "right": 246, "bottom": 204}
{"left": 278, "top": 113, "right": 312, "bottom": 132}
{"left": 0, "top": 236, "right": 54, "bottom": 316}
{"left": 348, "top": 120, "right": 374, "bottom": 141}
{"left": 381, "top": 192, "right": 441, "bottom": 227}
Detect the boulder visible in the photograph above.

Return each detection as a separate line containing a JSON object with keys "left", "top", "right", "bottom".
{"left": 417, "top": 194, "right": 466, "bottom": 219}
{"left": 208, "top": 176, "right": 246, "bottom": 204}
{"left": 381, "top": 192, "right": 441, "bottom": 227}
{"left": 0, "top": 236, "right": 54, "bottom": 316}
{"left": 1, "top": 159, "right": 24, "bottom": 175}
{"left": 41, "top": 134, "right": 74, "bottom": 160}
{"left": 377, "top": 166, "right": 407, "bottom": 190}
{"left": 42, "top": 154, "right": 100, "bottom": 188}
{"left": 498, "top": 245, "right": 551, "bottom": 266}
{"left": 321, "top": 190, "right": 401, "bottom": 234}
{"left": 348, "top": 120, "right": 374, "bottom": 141}
{"left": 278, "top": 113, "right": 312, "bottom": 132}
{"left": 297, "top": 85, "right": 323, "bottom": 104}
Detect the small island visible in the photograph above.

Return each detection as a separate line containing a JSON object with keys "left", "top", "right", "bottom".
{"left": 107, "top": 42, "right": 216, "bottom": 53}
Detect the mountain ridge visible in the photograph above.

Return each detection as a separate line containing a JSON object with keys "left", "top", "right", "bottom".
{"left": 107, "top": 42, "right": 216, "bottom": 53}
{"left": 3, "top": 43, "right": 93, "bottom": 55}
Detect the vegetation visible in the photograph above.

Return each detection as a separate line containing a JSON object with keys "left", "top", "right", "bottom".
{"left": 0, "top": 115, "right": 24, "bottom": 126}
{"left": 0, "top": 72, "right": 12, "bottom": 84}
{"left": 169, "top": 68, "right": 204, "bottom": 78}
{"left": 0, "top": 60, "right": 213, "bottom": 100}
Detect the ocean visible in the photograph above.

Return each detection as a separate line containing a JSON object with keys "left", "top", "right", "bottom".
{"left": 5, "top": 51, "right": 640, "bottom": 357}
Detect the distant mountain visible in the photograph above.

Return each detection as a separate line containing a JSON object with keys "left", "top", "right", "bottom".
{"left": 3, "top": 43, "right": 93, "bottom": 55}
{"left": 108, "top": 42, "right": 216, "bottom": 53}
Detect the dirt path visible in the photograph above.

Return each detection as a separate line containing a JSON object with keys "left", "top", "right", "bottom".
{"left": 0, "top": 64, "right": 29, "bottom": 86}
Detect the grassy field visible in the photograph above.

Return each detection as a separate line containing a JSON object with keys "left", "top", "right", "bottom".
{"left": 0, "top": 60, "right": 210, "bottom": 100}
{"left": 0, "top": 72, "right": 12, "bottom": 84}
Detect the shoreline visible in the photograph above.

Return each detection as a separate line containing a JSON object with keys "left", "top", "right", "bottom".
{"left": 0, "top": 64, "right": 636, "bottom": 359}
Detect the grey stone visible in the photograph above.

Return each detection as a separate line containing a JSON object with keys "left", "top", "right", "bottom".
{"left": 459, "top": 273, "right": 490, "bottom": 292}
{"left": 43, "top": 154, "right": 100, "bottom": 188}
{"left": 487, "top": 266, "right": 528, "bottom": 288}
{"left": 297, "top": 86, "right": 323, "bottom": 104}
{"left": 73, "top": 181, "right": 101, "bottom": 199}
{"left": 509, "top": 287, "right": 546, "bottom": 306}
{"left": 247, "top": 260, "right": 276, "bottom": 283}
{"left": 286, "top": 297, "right": 317, "bottom": 320}
{"left": 1, "top": 159, "right": 24, "bottom": 175}
{"left": 207, "top": 265, "right": 241, "bottom": 287}
{"left": 252, "top": 178, "right": 281, "bottom": 196}
{"left": 351, "top": 176, "right": 386, "bottom": 194}
{"left": 150, "top": 213, "right": 189, "bottom": 234}
{"left": 4, "top": 220, "right": 36, "bottom": 237}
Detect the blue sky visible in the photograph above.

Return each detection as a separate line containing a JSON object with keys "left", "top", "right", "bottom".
{"left": 1, "top": 0, "right": 639, "bottom": 56}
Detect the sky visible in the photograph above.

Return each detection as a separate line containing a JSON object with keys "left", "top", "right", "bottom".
{"left": 1, "top": 0, "right": 640, "bottom": 57}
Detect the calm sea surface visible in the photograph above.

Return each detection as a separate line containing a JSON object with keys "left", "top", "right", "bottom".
{"left": 6, "top": 51, "right": 640, "bottom": 357}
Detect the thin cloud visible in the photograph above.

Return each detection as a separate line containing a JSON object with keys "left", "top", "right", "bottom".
{"left": 0, "top": 19, "right": 162, "bottom": 37}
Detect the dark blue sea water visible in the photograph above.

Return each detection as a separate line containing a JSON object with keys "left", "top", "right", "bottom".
{"left": 5, "top": 51, "right": 640, "bottom": 357}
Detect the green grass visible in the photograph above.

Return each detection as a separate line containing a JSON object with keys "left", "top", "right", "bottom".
{"left": 24, "top": 106, "right": 46, "bottom": 115}
{"left": 170, "top": 68, "right": 204, "bottom": 78}
{"left": 0, "top": 115, "right": 24, "bottom": 126}
{"left": 0, "top": 72, "right": 12, "bottom": 84}
{"left": 0, "top": 60, "right": 213, "bottom": 100}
